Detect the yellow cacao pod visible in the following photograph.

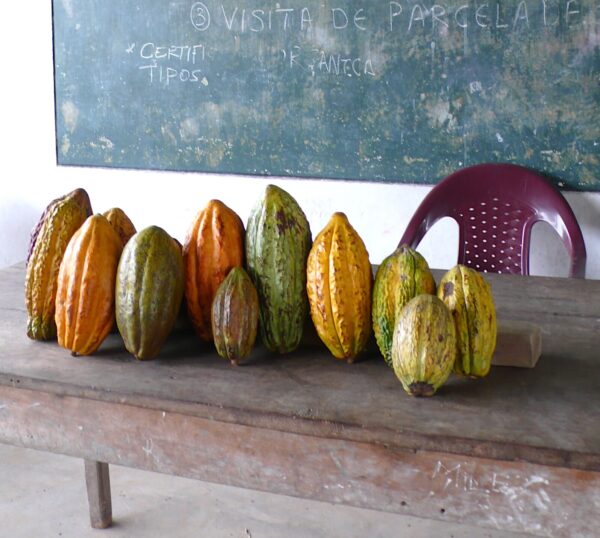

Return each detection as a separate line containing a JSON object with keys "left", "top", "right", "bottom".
{"left": 25, "top": 196, "right": 89, "bottom": 340}
{"left": 306, "top": 212, "right": 372, "bottom": 362}
{"left": 372, "top": 245, "right": 436, "bottom": 367}
{"left": 392, "top": 294, "right": 456, "bottom": 397}
{"left": 438, "top": 265, "right": 497, "bottom": 378}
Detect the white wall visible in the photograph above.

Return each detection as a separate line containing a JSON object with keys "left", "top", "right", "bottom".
{"left": 1, "top": 3, "right": 598, "bottom": 278}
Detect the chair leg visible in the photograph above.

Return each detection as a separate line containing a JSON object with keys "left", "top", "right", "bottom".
{"left": 84, "top": 460, "right": 112, "bottom": 529}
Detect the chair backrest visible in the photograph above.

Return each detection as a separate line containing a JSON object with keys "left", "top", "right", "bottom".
{"left": 398, "top": 163, "right": 587, "bottom": 277}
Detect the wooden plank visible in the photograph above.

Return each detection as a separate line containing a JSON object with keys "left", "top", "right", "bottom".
{"left": 492, "top": 320, "right": 542, "bottom": 368}
{"left": 437, "top": 270, "right": 600, "bottom": 337}
{"left": 1, "top": 264, "right": 599, "bottom": 470}
{"left": 0, "top": 385, "right": 598, "bottom": 537}
{"left": 84, "top": 460, "right": 112, "bottom": 529}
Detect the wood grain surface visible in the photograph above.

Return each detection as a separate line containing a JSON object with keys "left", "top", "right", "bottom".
{"left": 1, "top": 383, "right": 598, "bottom": 537}
{"left": 2, "top": 263, "right": 599, "bottom": 471}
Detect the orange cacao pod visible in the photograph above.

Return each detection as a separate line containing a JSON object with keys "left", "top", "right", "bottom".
{"left": 183, "top": 200, "right": 245, "bottom": 341}
{"left": 55, "top": 214, "right": 123, "bottom": 355}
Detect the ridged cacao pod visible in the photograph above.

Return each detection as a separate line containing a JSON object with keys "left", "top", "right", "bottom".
{"left": 246, "top": 185, "right": 311, "bottom": 354}
{"left": 25, "top": 196, "right": 90, "bottom": 340}
{"left": 211, "top": 267, "right": 259, "bottom": 365}
{"left": 55, "top": 214, "right": 123, "bottom": 355}
{"left": 183, "top": 200, "right": 245, "bottom": 341}
{"left": 372, "top": 245, "right": 436, "bottom": 367}
{"left": 306, "top": 212, "right": 372, "bottom": 362}
{"left": 102, "top": 207, "right": 136, "bottom": 247}
{"left": 438, "top": 265, "right": 497, "bottom": 378}
{"left": 172, "top": 237, "right": 183, "bottom": 253}
{"left": 116, "top": 226, "right": 185, "bottom": 360}
{"left": 392, "top": 294, "right": 456, "bottom": 397}
{"left": 27, "top": 188, "right": 92, "bottom": 264}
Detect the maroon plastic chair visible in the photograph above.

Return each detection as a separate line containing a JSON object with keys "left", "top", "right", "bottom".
{"left": 398, "top": 163, "right": 586, "bottom": 277}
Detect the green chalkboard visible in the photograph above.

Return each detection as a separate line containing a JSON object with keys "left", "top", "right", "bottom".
{"left": 53, "top": 1, "right": 600, "bottom": 190}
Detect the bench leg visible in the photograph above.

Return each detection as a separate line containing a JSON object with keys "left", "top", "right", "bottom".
{"left": 84, "top": 460, "right": 112, "bottom": 529}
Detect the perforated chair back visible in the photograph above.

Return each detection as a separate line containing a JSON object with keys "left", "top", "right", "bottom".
{"left": 399, "top": 163, "right": 586, "bottom": 277}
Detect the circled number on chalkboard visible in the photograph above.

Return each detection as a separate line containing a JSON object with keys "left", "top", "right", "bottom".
{"left": 191, "top": 2, "right": 210, "bottom": 31}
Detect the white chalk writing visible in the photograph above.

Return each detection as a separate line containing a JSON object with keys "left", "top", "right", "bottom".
{"left": 139, "top": 43, "right": 205, "bottom": 63}
{"left": 389, "top": 1, "right": 589, "bottom": 33}
{"left": 183, "top": 1, "right": 595, "bottom": 36}
{"left": 431, "top": 460, "right": 552, "bottom": 515}
{"left": 281, "top": 47, "right": 376, "bottom": 77}
{"left": 129, "top": 1, "right": 599, "bottom": 87}
{"left": 135, "top": 41, "right": 207, "bottom": 86}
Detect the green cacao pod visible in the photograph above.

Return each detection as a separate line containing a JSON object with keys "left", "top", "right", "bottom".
{"left": 245, "top": 185, "right": 311, "bottom": 353}
{"left": 392, "top": 294, "right": 456, "bottom": 397}
{"left": 438, "top": 265, "right": 497, "bottom": 378}
{"left": 115, "top": 226, "right": 185, "bottom": 360}
{"left": 27, "top": 188, "right": 92, "bottom": 264}
{"left": 211, "top": 267, "right": 259, "bottom": 365}
{"left": 25, "top": 196, "right": 89, "bottom": 340}
{"left": 306, "top": 212, "right": 372, "bottom": 362}
{"left": 372, "top": 245, "right": 436, "bottom": 367}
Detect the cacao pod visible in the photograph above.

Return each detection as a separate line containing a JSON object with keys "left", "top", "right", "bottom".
{"left": 102, "top": 207, "right": 136, "bottom": 247}
{"left": 306, "top": 212, "right": 372, "bottom": 362}
{"left": 392, "top": 294, "right": 456, "bottom": 397}
{"left": 211, "top": 267, "right": 259, "bottom": 365}
{"left": 116, "top": 226, "right": 185, "bottom": 360}
{"left": 438, "top": 265, "right": 497, "bottom": 378}
{"left": 27, "top": 188, "right": 92, "bottom": 264}
{"left": 25, "top": 196, "right": 89, "bottom": 340}
{"left": 372, "top": 245, "right": 436, "bottom": 367}
{"left": 183, "top": 199, "right": 245, "bottom": 341}
{"left": 245, "top": 185, "right": 311, "bottom": 354}
{"left": 55, "top": 214, "right": 123, "bottom": 355}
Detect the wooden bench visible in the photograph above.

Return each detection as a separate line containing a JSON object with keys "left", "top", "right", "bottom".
{"left": 1, "top": 263, "right": 599, "bottom": 536}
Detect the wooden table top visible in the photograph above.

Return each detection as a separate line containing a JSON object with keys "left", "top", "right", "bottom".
{"left": 2, "top": 263, "right": 599, "bottom": 471}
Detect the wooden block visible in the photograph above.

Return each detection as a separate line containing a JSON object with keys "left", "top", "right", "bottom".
{"left": 492, "top": 320, "right": 542, "bottom": 368}
{"left": 84, "top": 460, "right": 112, "bottom": 529}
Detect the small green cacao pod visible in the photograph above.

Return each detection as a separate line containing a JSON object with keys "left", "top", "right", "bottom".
{"left": 115, "top": 226, "right": 184, "bottom": 360}
{"left": 245, "top": 185, "right": 311, "bottom": 353}
{"left": 211, "top": 267, "right": 259, "bottom": 365}
{"left": 438, "top": 265, "right": 497, "bottom": 378}
{"left": 392, "top": 294, "right": 456, "bottom": 397}
{"left": 372, "top": 245, "right": 436, "bottom": 367}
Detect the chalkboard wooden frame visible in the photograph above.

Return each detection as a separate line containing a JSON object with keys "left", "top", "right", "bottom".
{"left": 53, "top": 0, "right": 600, "bottom": 191}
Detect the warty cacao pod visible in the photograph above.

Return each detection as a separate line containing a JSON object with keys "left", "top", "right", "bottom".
{"left": 27, "top": 188, "right": 92, "bottom": 264}
{"left": 25, "top": 196, "right": 89, "bottom": 340}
